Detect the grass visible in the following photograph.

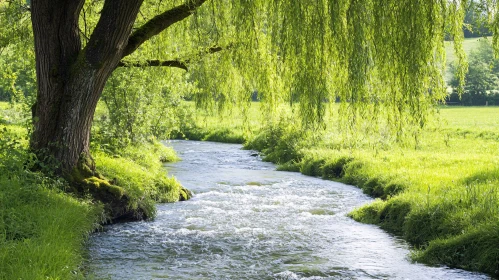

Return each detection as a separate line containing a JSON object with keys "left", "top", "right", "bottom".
{"left": 182, "top": 103, "right": 499, "bottom": 277}
{"left": 93, "top": 141, "right": 186, "bottom": 217}
{"left": 0, "top": 101, "right": 186, "bottom": 279}
{"left": 173, "top": 103, "right": 264, "bottom": 143}
{"left": 0, "top": 108, "right": 100, "bottom": 279}
{"left": 0, "top": 178, "right": 102, "bottom": 280}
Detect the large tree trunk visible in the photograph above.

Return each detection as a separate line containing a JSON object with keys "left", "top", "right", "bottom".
{"left": 30, "top": 0, "right": 143, "bottom": 174}
{"left": 29, "top": 0, "right": 201, "bottom": 219}
{"left": 30, "top": 0, "right": 144, "bottom": 219}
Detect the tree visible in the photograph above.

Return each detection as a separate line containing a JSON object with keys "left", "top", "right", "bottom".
{"left": 462, "top": 0, "right": 493, "bottom": 38}
{"left": 19, "top": 0, "right": 494, "bottom": 211}
{"left": 0, "top": 1, "right": 34, "bottom": 102}
{"left": 29, "top": 0, "right": 205, "bottom": 174}
{"left": 449, "top": 39, "right": 499, "bottom": 105}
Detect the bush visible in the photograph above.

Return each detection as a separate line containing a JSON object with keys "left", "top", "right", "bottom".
{"left": 245, "top": 117, "right": 306, "bottom": 164}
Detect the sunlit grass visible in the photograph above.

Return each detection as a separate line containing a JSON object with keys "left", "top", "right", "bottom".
{"left": 0, "top": 112, "right": 102, "bottom": 279}
{"left": 444, "top": 37, "right": 487, "bottom": 82}
{"left": 94, "top": 142, "right": 184, "bottom": 217}
{"left": 444, "top": 37, "right": 485, "bottom": 66}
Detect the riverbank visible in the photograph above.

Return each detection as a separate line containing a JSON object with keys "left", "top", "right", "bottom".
{"left": 181, "top": 104, "right": 499, "bottom": 276}
{"left": 87, "top": 140, "right": 489, "bottom": 279}
{"left": 0, "top": 102, "right": 187, "bottom": 279}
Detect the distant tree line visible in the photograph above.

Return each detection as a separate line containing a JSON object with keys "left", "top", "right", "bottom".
{"left": 462, "top": 1, "right": 492, "bottom": 38}
{"left": 448, "top": 39, "right": 499, "bottom": 106}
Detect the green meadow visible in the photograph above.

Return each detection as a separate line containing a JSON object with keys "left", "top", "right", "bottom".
{"left": 183, "top": 103, "right": 499, "bottom": 276}
{"left": 444, "top": 37, "right": 486, "bottom": 66}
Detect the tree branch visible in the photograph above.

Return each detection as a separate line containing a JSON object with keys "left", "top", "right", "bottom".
{"left": 118, "top": 44, "right": 229, "bottom": 71}
{"left": 117, "top": 60, "right": 188, "bottom": 70}
{"left": 84, "top": 0, "right": 143, "bottom": 69}
{"left": 122, "top": 0, "right": 208, "bottom": 58}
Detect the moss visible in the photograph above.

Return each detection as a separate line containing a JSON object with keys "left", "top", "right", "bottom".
{"left": 82, "top": 177, "right": 124, "bottom": 198}
{"left": 70, "top": 157, "right": 125, "bottom": 202}
{"left": 83, "top": 176, "right": 110, "bottom": 188}
{"left": 66, "top": 154, "right": 135, "bottom": 221}
{"left": 179, "top": 186, "right": 193, "bottom": 201}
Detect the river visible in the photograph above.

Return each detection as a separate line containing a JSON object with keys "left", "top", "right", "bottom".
{"left": 87, "top": 140, "right": 489, "bottom": 279}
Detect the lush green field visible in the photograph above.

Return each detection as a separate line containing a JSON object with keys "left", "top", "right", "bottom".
{"left": 0, "top": 102, "right": 186, "bottom": 279}
{"left": 184, "top": 103, "right": 499, "bottom": 276}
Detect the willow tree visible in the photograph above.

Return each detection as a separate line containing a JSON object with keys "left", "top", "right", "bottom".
{"left": 27, "top": 0, "right": 494, "bottom": 178}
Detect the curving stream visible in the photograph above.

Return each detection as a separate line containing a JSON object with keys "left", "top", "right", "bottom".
{"left": 87, "top": 140, "right": 489, "bottom": 279}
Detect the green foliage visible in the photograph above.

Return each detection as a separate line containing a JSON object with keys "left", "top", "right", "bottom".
{"left": 94, "top": 68, "right": 196, "bottom": 148}
{"left": 73, "top": 0, "right": 472, "bottom": 139}
{"left": 322, "top": 156, "right": 354, "bottom": 179}
{"left": 0, "top": 1, "right": 35, "bottom": 103}
{"left": 449, "top": 39, "right": 499, "bottom": 105}
{"left": 245, "top": 113, "right": 307, "bottom": 164}
{"left": 0, "top": 107, "right": 103, "bottom": 279}
{"left": 2, "top": 0, "right": 499, "bottom": 276}
{"left": 178, "top": 126, "right": 246, "bottom": 143}
{"left": 172, "top": 102, "right": 262, "bottom": 143}
{"left": 414, "top": 221, "right": 499, "bottom": 275}
{"left": 0, "top": 103, "right": 188, "bottom": 279}
{"left": 462, "top": 1, "right": 493, "bottom": 38}
{"left": 0, "top": 177, "right": 102, "bottom": 280}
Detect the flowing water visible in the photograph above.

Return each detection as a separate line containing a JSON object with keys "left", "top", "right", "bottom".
{"left": 87, "top": 140, "right": 490, "bottom": 280}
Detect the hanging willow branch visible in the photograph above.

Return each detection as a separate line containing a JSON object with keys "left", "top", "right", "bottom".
{"left": 79, "top": 0, "right": 495, "bottom": 137}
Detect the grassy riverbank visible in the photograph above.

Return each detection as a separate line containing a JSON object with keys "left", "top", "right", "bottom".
{"left": 0, "top": 102, "right": 185, "bottom": 279}
{"left": 183, "top": 103, "right": 499, "bottom": 276}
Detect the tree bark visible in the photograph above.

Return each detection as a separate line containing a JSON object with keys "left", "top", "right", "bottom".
{"left": 30, "top": 0, "right": 143, "bottom": 174}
